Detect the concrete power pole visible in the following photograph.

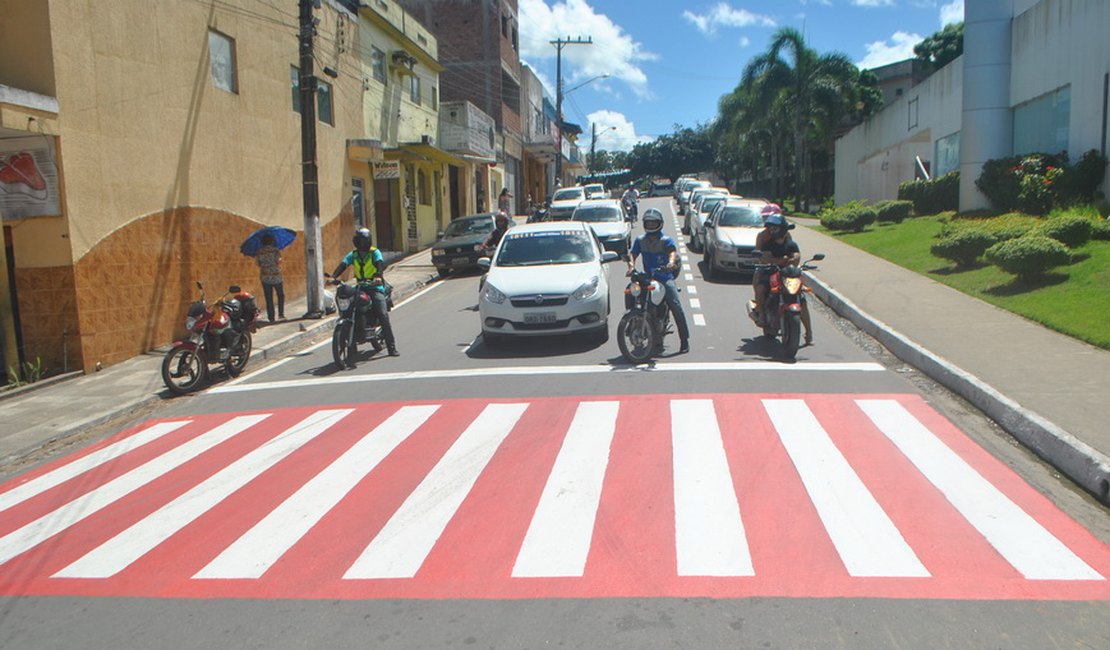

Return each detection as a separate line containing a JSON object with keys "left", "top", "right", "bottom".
{"left": 299, "top": 0, "right": 324, "bottom": 317}
{"left": 551, "top": 36, "right": 591, "bottom": 187}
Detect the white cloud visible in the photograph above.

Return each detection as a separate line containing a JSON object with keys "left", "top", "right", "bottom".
{"left": 940, "top": 0, "right": 964, "bottom": 26}
{"left": 682, "top": 2, "right": 776, "bottom": 36}
{"left": 852, "top": 0, "right": 895, "bottom": 7}
{"left": 586, "top": 110, "right": 653, "bottom": 152}
{"left": 519, "top": 0, "right": 656, "bottom": 99}
{"left": 857, "top": 31, "right": 923, "bottom": 69}
{"left": 739, "top": 36, "right": 751, "bottom": 48}
{"left": 800, "top": 0, "right": 832, "bottom": 5}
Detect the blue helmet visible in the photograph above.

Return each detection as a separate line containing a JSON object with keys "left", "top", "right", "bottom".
{"left": 763, "top": 213, "right": 793, "bottom": 230}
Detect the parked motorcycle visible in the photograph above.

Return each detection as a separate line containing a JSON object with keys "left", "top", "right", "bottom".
{"left": 746, "top": 253, "right": 825, "bottom": 359}
{"left": 328, "top": 275, "right": 392, "bottom": 370}
{"left": 617, "top": 269, "right": 674, "bottom": 363}
{"left": 161, "top": 282, "right": 259, "bottom": 395}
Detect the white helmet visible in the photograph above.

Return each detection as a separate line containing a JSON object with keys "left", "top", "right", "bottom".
{"left": 642, "top": 209, "right": 664, "bottom": 233}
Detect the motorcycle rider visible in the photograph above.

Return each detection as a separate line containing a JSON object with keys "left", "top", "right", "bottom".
{"left": 331, "top": 228, "right": 399, "bottom": 356}
{"left": 621, "top": 185, "right": 640, "bottom": 220}
{"left": 627, "top": 209, "right": 690, "bottom": 354}
{"left": 479, "top": 210, "right": 512, "bottom": 253}
{"left": 751, "top": 213, "right": 813, "bottom": 345}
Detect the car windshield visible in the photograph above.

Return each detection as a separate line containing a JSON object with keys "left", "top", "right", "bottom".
{"left": 553, "top": 188, "right": 584, "bottom": 201}
{"left": 496, "top": 231, "right": 597, "bottom": 266}
{"left": 699, "top": 197, "right": 727, "bottom": 214}
{"left": 573, "top": 206, "right": 622, "bottom": 222}
{"left": 585, "top": 184, "right": 604, "bottom": 194}
{"left": 717, "top": 206, "right": 763, "bottom": 227}
{"left": 442, "top": 217, "right": 494, "bottom": 238}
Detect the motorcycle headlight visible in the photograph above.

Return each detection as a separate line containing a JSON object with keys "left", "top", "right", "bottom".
{"left": 483, "top": 283, "right": 507, "bottom": 304}
{"left": 784, "top": 277, "right": 803, "bottom": 294}
{"left": 185, "top": 316, "right": 197, "bottom": 330}
{"left": 572, "top": 276, "right": 600, "bottom": 300}
{"left": 336, "top": 296, "right": 352, "bottom": 311}
{"left": 629, "top": 282, "right": 642, "bottom": 298}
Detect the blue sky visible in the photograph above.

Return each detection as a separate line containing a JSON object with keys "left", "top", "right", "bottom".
{"left": 518, "top": 0, "right": 964, "bottom": 151}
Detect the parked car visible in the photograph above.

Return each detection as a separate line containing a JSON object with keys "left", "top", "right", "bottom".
{"left": 647, "top": 179, "right": 673, "bottom": 197}
{"left": 677, "top": 180, "right": 710, "bottom": 216}
{"left": 548, "top": 186, "right": 587, "bottom": 220}
{"left": 673, "top": 176, "right": 700, "bottom": 201}
{"left": 687, "top": 193, "right": 733, "bottom": 252}
{"left": 682, "top": 186, "right": 728, "bottom": 234}
{"left": 701, "top": 199, "right": 768, "bottom": 280}
{"left": 571, "top": 198, "right": 632, "bottom": 256}
{"left": 477, "top": 221, "right": 619, "bottom": 345}
{"left": 430, "top": 213, "right": 498, "bottom": 277}
{"left": 582, "top": 183, "right": 608, "bottom": 200}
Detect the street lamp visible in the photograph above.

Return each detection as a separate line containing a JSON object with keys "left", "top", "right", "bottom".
{"left": 589, "top": 125, "right": 618, "bottom": 173}
{"left": 565, "top": 73, "right": 611, "bottom": 96}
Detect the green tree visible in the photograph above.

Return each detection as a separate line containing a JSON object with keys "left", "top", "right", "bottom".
{"left": 627, "top": 123, "right": 714, "bottom": 181}
{"left": 915, "top": 22, "right": 964, "bottom": 70}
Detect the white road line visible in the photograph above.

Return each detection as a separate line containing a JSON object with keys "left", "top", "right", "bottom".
{"left": 0, "top": 421, "right": 191, "bottom": 513}
{"left": 680, "top": 255, "right": 689, "bottom": 264}
{"left": 513, "top": 401, "right": 619, "bottom": 577}
{"left": 209, "top": 362, "right": 886, "bottom": 393}
{"left": 763, "top": 399, "right": 929, "bottom": 578}
{"left": 194, "top": 405, "right": 440, "bottom": 579}
{"left": 0, "top": 415, "right": 268, "bottom": 566}
{"left": 857, "top": 399, "right": 1104, "bottom": 581}
{"left": 344, "top": 403, "right": 528, "bottom": 579}
{"left": 689, "top": 298, "right": 701, "bottom": 309}
{"left": 686, "top": 285, "right": 697, "bottom": 295}
{"left": 684, "top": 273, "right": 694, "bottom": 281}
{"left": 672, "top": 400, "right": 753, "bottom": 576}
{"left": 54, "top": 410, "right": 350, "bottom": 578}
{"left": 693, "top": 314, "right": 707, "bottom": 326}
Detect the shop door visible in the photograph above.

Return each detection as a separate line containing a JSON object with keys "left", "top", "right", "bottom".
{"left": 373, "top": 179, "right": 394, "bottom": 250}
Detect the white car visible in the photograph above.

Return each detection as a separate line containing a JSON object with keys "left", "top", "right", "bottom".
{"left": 571, "top": 198, "right": 631, "bottom": 256}
{"left": 547, "top": 186, "right": 587, "bottom": 220}
{"left": 684, "top": 189, "right": 730, "bottom": 246}
{"left": 582, "top": 183, "right": 608, "bottom": 200}
{"left": 478, "top": 221, "right": 619, "bottom": 344}
{"left": 702, "top": 199, "right": 768, "bottom": 280}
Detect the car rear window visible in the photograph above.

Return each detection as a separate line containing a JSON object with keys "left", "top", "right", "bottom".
{"left": 496, "top": 231, "right": 597, "bottom": 266}
{"left": 573, "top": 206, "right": 622, "bottom": 222}
{"left": 553, "top": 189, "right": 584, "bottom": 201}
{"left": 717, "top": 206, "right": 763, "bottom": 227}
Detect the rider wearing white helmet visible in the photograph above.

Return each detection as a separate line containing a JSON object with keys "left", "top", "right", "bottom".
{"left": 627, "top": 209, "right": 690, "bottom": 353}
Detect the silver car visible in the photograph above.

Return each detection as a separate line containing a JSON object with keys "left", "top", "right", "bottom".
{"left": 571, "top": 198, "right": 632, "bottom": 256}
{"left": 684, "top": 188, "right": 729, "bottom": 244}
{"left": 701, "top": 199, "right": 768, "bottom": 280}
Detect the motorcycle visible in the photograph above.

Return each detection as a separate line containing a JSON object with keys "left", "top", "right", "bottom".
{"left": 622, "top": 197, "right": 638, "bottom": 223}
{"left": 527, "top": 202, "right": 551, "bottom": 223}
{"left": 161, "top": 282, "right": 259, "bottom": 395}
{"left": 746, "top": 253, "right": 825, "bottom": 359}
{"left": 617, "top": 269, "right": 674, "bottom": 363}
{"left": 328, "top": 274, "right": 392, "bottom": 370}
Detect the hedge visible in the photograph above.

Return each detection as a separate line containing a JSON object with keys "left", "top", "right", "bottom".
{"left": 874, "top": 200, "right": 914, "bottom": 224}
{"left": 820, "top": 204, "right": 877, "bottom": 232}
{"left": 985, "top": 235, "right": 1071, "bottom": 279}
{"left": 931, "top": 228, "right": 997, "bottom": 268}
{"left": 1036, "top": 215, "right": 1092, "bottom": 248}
{"left": 898, "top": 171, "right": 959, "bottom": 215}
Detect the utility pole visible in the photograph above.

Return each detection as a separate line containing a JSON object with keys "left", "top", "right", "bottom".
{"left": 299, "top": 0, "right": 324, "bottom": 317}
{"left": 589, "top": 122, "right": 597, "bottom": 173}
{"left": 551, "top": 36, "right": 591, "bottom": 187}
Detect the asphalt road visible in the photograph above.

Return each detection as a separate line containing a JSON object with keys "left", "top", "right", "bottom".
{"left": 1, "top": 198, "right": 1107, "bottom": 649}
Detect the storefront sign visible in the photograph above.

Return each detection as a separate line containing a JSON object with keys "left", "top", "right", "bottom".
{"left": 373, "top": 161, "right": 401, "bottom": 179}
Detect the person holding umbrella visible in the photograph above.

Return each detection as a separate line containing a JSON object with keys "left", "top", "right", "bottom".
{"left": 255, "top": 234, "right": 285, "bottom": 323}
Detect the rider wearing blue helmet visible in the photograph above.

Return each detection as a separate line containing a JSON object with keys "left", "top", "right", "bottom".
{"left": 752, "top": 212, "right": 812, "bottom": 344}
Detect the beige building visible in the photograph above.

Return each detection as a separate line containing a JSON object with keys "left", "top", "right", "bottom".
{"left": 0, "top": 0, "right": 464, "bottom": 378}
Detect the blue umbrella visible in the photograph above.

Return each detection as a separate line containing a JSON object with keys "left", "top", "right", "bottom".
{"left": 240, "top": 226, "right": 297, "bottom": 257}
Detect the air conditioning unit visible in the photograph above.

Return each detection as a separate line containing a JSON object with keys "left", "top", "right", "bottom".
{"left": 390, "top": 50, "right": 417, "bottom": 75}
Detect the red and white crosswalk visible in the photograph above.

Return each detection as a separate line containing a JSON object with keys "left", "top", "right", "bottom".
{"left": 0, "top": 394, "right": 1106, "bottom": 601}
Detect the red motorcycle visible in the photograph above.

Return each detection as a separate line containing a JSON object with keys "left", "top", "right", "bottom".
{"left": 161, "top": 282, "right": 259, "bottom": 395}
{"left": 746, "top": 253, "right": 825, "bottom": 359}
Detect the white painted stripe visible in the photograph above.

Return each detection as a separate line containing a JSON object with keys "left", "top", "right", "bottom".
{"left": 209, "top": 362, "right": 886, "bottom": 393}
{"left": 512, "top": 402, "right": 619, "bottom": 578}
{"left": 672, "top": 400, "right": 753, "bottom": 576}
{"left": 195, "top": 405, "right": 440, "bottom": 579}
{"left": 686, "top": 285, "right": 697, "bottom": 295}
{"left": 763, "top": 399, "right": 928, "bottom": 577}
{"left": 53, "top": 410, "right": 350, "bottom": 578}
{"left": 0, "top": 421, "right": 191, "bottom": 513}
{"left": 684, "top": 273, "right": 694, "bottom": 281}
{"left": 857, "top": 399, "right": 1104, "bottom": 581}
{"left": 0, "top": 415, "right": 268, "bottom": 566}
{"left": 680, "top": 255, "right": 689, "bottom": 264}
{"left": 693, "top": 314, "right": 707, "bottom": 326}
{"left": 345, "top": 403, "right": 527, "bottom": 579}
{"left": 689, "top": 298, "right": 701, "bottom": 309}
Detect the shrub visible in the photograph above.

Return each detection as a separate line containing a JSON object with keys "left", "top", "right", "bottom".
{"left": 898, "top": 171, "right": 959, "bottom": 215}
{"left": 976, "top": 151, "right": 1108, "bottom": 215}
{"left": 821, "top": 204, "right": 877, "bottom": 232}
{"left": 937, "top": 212, "right": 1036, "bottom": 241}
{"left": 985, "top": 235, "right": 1071, "bottom": 279}
{"left": 1054, "top": 150, "right": 1109, "bottom": 204}
{"left": 1092, "top": 218, "right": 1110, "bottom": 241}
{"left": 874, "top": 200, "right": 914, "bottom": 223}
{"left": 931, "top": 228, "right": 998, "bottom": 268}
{"left": 1036, "top": 215, "right": 1092, "bottom": 248}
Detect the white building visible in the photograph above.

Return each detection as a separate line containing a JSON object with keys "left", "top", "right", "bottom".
{"left": 835, "top": 0, "right": 1110, "bottom": 210}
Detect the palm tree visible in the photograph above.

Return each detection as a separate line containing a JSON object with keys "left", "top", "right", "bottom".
{"left": 740, "top": 27, "right": 859, "bottom": 212}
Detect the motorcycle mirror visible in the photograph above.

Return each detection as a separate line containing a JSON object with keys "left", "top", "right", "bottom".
{"left": 195, "top": 281, "right": 204, "bottom": 290}
{"left": 228, "top": 285, "right": 241, "bottom": 293}
{"left": 812, "top": 253, "right": 826, "bottom": 261}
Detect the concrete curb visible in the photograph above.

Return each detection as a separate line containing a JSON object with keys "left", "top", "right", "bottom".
{"left": 806, "top": 271, "right": 1110, "bottom": 505}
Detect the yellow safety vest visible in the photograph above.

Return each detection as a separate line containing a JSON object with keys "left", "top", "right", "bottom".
{"left": 352, "top": 248, "right": 379, "bottom": 280}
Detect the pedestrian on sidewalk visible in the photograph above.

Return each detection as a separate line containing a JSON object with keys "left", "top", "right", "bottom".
{"left": 498, "top": 188, "right": 512, "bottom": 216}
{"left": 255, "top": 234, "right": 285, "bottom": 323}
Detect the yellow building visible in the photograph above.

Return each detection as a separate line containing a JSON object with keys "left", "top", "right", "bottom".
{"left": 0, "top": 0, "right": 410, "bottom": 376}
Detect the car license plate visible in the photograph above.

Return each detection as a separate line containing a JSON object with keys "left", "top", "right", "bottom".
{"left": 451, "top": 256, "right": 471, "bottom": 265}
{"left": 523, "top": 312, "right": 557, "bottom": 324}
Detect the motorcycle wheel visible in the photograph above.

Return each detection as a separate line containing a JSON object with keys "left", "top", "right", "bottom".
{"left": 617, "top": 310, "right": 656, "bottom": 364}
{"left": 224, "top": 331, "right": 252, "bottom": 377}
{"left": 332, "top": 321, "right": 357, "bottom": 370}
{"left": 782, "top": 312, "right": 802, "bottom": 359}
{"left": 161, "top": 348, "right": 206, "bottom": 395}
{"left": 369, "top": 329, "right": 385, "bottom": 353}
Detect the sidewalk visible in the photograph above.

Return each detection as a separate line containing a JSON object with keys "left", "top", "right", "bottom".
{"left": 790, "top": 224, "right": 1110, "bottom": 504}
{"left": 1, "top": 233, "right": 1108, "bottom": 505}
{"left": 0, "top": 248, "right": 441, "bottom": 468}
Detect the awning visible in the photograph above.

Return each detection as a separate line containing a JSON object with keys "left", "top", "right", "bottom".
{"left": 347, "top": 139, "right": 384, "bottom": 162}
{"left": 385, "top": 143, "right": 465, "bottom": 165}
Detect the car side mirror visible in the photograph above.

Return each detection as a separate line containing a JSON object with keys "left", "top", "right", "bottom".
{"left": 601, "top": 251, "right": 620, "bottom": 263}
{"left": 477, "top": 258, "right": 491, "bottom": 270}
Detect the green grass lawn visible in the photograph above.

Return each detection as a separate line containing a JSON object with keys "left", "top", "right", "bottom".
{"left": 818, "top": 217, "right": 1110, "bottom": 350}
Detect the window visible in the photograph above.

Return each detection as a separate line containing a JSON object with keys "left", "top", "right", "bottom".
{"left": 410, "top": 75, "right": 421, "bottom": 104}
{"left": 430, "top": 86, "right": 438, "bottom": 110}
{"left": 502, "top": 15, "right": 509, "bottom": 38}
{"left": 418, "top": 169, "right": 430, "bottom": 205}
{"left": 290, "top": 66, "right": 301, "bottom": 112}
{"left": 1014, "top": 86, "right": 1071, "bottom": 156}
{"left": 512, "top": 26, "right": 518, "bottom": 51}
{"left": 907, "top": 97, "right": 919, "bottom": 130}
{"left": 934, "top": 131, "right": 961, "bottom": 177}
{"left": 371, "top": 46, "right": 387, "bottom": 84}
{"left": 317, "top": 78, "right": 333, "bottom": 125}
{"left": 208, "top": 30, "right": 237, "bottom": 93}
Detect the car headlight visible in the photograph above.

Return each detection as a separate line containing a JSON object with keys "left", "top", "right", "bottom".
{"left": 572, "top": 276, "right": 601, "bottom": 300}
{"left": 483, "top": 283, "right": 507, "bottom": 304}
